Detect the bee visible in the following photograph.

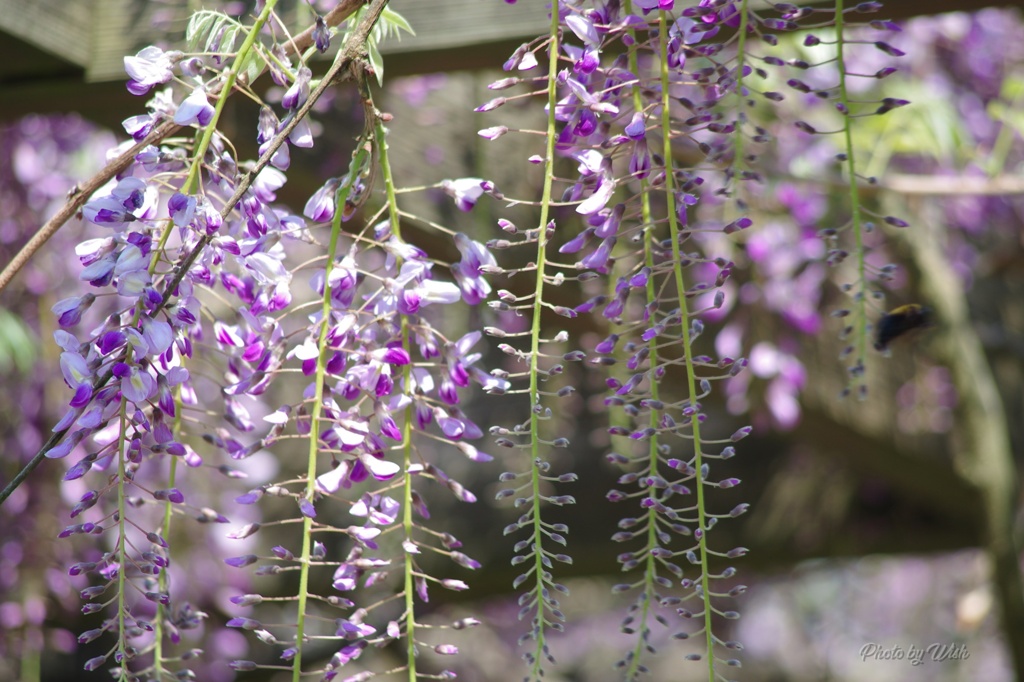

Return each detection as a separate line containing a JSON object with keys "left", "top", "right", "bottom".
{"left": 874, "top": 304, "right": 932, "bottom": 352}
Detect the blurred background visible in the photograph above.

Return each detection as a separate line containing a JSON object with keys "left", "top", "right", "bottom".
{"left": 2, "top": 1, "right": 1024, "bottom": 680}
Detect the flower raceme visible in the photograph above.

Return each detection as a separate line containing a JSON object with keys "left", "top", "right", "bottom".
{"left": 48, "top": 5, "right": 502, "bottom": 679}
{"left": 34, "top": 0, "right": 909, "bottom": 679}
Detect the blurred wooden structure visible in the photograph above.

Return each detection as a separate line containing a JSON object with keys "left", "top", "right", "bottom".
{"left": 0, "top": 0, "right": 546, "bottom": 83}
{"left": 0, "top": 0, "right": 547, "bottom": 126}
{"left": 3, "top": 0, "right": 1024, "bottom": 124}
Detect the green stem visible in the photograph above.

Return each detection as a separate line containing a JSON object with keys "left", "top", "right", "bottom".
{"left": 115, "top": 400, "right": 130, "bottom": 682}
{"left": 986, "top": 83, "right": 1024, "bottom": 177}
{"left": 20, "top": 634, "right": 40, "bottom": 682}
{"left": 657, "top": 10, "right": 714, "bottom": 681}
{"left": 292, "top": 135, "right": 372, "bottom": 682}
{"left": 525, "top": 9, "right": 562, "bottom": 679}
{"left": 153, "top": 390, "right": 182, "bottom": 681}
{"left": 623, "top": 3, "right": 660, "bottom": 678}
{"left": 399, "top": 354, "right": 416, "bottom": 682}
{"left": 149, "top": 0, "right": 280, "bottom": 269}
{"left": 731, "top": 0, "right": 751, "bottom": 199}
{"left": 834, "top": 0, "right": 869, "bottom": 396}
{"left": 399, "top": 329, "right": 417, "bottom": 682}
{"left": 372, "top": 102, "right": 419, "bottom": 682}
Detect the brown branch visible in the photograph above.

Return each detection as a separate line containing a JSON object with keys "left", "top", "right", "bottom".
{"left": 883, "top": 173, "right": 1024, "bottom": 196}
{"left": 760, "top": 171, "right": 1024, "bottom": 201}
{"left": 0, "top": 0, "right": 367, "bottom": 297}
{"left": 0, "top": 120, "right": 179, "bottom": 296}
{"left": 287, "top": 0, "right": 367, "bottom": 58}
{"left": 0, "top": 0, "right": 387, "bottom": 507}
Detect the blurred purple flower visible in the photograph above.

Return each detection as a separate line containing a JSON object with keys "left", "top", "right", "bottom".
{"left": 442, "top": 178, "right": 489, "bottom": 212}
{"left": 174, "top": 88, "right": 215, "bottom": 127}
{"left": 124, "top": 46, "right": 178, "bottom": 95}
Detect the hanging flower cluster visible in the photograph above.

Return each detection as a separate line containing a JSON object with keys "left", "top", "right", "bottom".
{"left": 40, "top": 1, "right": 503, "bottom": 677}
{"left": 4, "top": 0, "right": 911, "bottom": 679}
{"left": 471, "top": 0, "right": 906, "bottom": 677}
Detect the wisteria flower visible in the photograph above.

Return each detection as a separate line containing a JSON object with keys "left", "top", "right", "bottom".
{"left": 123, "top": 114, "right": 154, "bottom": 141}
{"left": 282, "top": 66, "right": 312, "bottom": 111}
{"left": 168, "top": 193, "right": 196, "bottom": 228}
{"left": 634, "top": 0, "right": 674, "bottom": 11}
{"left": 748, "top": 342, "right": 806, "bottom": 429}
{"left": 124, "top": 46, "right": 178, "bottom": 95}
{"left": 174, "top": 87, "right": 215, "bottom": 127}
{"left": 624, "top": 112, "right": 651, "bottom": 179}
{"left": 565, "top": 14, "right": 600, "bottom": 47}
{"left": 304, "top": 178, "right": 341, "bottom": 223}
{"left": 452, "top": 233, "right": 496, "bottom": 304}
{"left": 52, "top": 294, "right": 96, "bottom": 328}
{"left": 82, "top": 177, "right": 157, "bottom": 227}
{"left": 113, "top": 361, "right": 157, "bottom": 403}
{"left": 442, "top": 178, "right": 489, "bottom": 212}
{"left": 375, "top": 261, "right": 461, "bottom": 316}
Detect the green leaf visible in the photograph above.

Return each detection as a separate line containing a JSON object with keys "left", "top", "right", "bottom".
{"left": 989, "top": 75, "right": 1024, "bottom": 136}
{"left": 185, "top": 10, "right": 246, "bottom": 54}
{"left": 185, "top": 10, "right": 221, "bottom": 48}
{"left": 368, "top": 40, "right": 384, "bottom": 87}
{"left": 240, "top": 50, "right": 267, "bottom": 86}
{"left": 0, "top": 308, "right": 38, "bottom": 374}
{"left": 999, "top": 73, "right": 1024, "bottom": 101}
{"left": 380, "top": 7, "right": 415, "bottom": 38}
{"left": 220, "top": 25, "right": 241, "bottom": 55}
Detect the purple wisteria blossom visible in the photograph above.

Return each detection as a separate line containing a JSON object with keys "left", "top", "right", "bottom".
{"left": 442, "top": 178, "right": 491, "bottom": 211}
{"left": 304, "top": 177, "right": 341, "bottom": 222}
{"left": 124, "top": 46, "right": 180, "bottom": 95}
{"left": 82, "top": 177, "right": 157, "bottom": 227}
{"left": 452, "top": 233, "right": 496, "bottom": 304}
{"left": 11, "top": 1, "right": 940, "bottom": 681}
{"left": 174, "top": 87, "right": 216, "bottom": 127}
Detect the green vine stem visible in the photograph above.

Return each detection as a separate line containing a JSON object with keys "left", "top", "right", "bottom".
{"left": 525, "top": 7, "right": 563, "bottom": 679}
{"left": 834, "top": 0, "right": 870, "bottom": 398}
{"left": 152, "top": 419, "right": 177, "bottom": 680}
{"left": 370, "top": 96, "right": 421, "bottom": 682}
{"left": 149, "top": 6, "right": 278, "bottom": 676}
{"left": 620, "top": 2, "right": 661, "bottom": 678}
{"left": 115, "top": 402, "right": 130, "bottom": 681}
{"left": 150, "top": 0, "right": 279, "bottom": 264}
{"left": 656, "top": 10, "right": 716, "bottom": 680}
{"left": 292, "top": 132, "right": 374, "bottom": 681}
{"left": 731, "top": 0, "right": 752, "bottom": 205}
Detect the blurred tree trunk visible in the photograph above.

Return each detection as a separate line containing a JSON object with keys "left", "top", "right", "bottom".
{"left": 902, "top": 203, "right": 1024, "bottom": 680}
